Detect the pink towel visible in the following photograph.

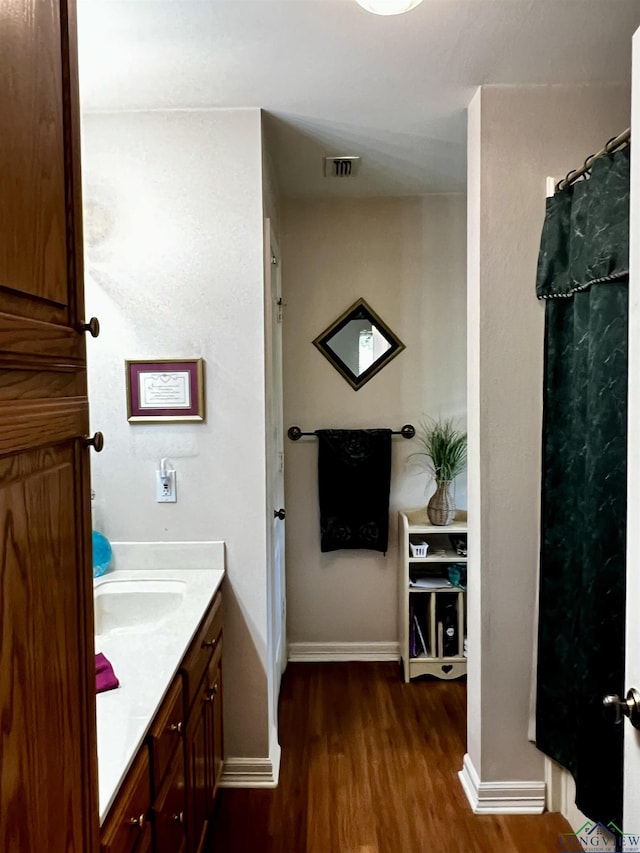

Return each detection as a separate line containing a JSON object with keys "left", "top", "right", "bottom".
{"left": 95, "top": 652, "right": 119, "bottom": 693}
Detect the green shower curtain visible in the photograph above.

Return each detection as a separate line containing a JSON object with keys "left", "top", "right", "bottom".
{"left": 535, "top": 145, "right": 630, "bottom": 828}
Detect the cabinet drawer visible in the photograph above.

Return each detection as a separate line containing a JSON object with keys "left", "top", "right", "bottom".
{"left": 100, "top": 746, "right": 151, "bottom": 853}
{"left": 148, "top": 675, "right": 184, "bottom": 794}
{"left": 153, "top": 748, "right": 187, "bottom": 853}
{"left": 181, "top": 591, "right": 223, "bottom": 712}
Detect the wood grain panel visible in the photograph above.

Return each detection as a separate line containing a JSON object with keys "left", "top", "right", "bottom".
{"left": 0, "top": 0, "right": 68, "bottom": 305}
{"left": 0, "top": 312, "right": 85, "bottom": 361}
{"left": 0, "top": 443, "right": 90, "bottom": 850}
{"left": 208, "top": 663, "right": 572, "bottom": 853}
{"left": 0, "top": 0, "right": 97, "bottom": 847}
{"left": 186, "top": 692, "right": 208, "bottom": 853}
{"left": 0, "top": 397, "right": 88, "bottom": 456}
{"left": 181, "top": 591, "right": 222, "bottom": 713}
{"left": 209, "top": 651, "right": 223, "bottom": 797}
{"left": 153, "top": 750, "right": 187, "bottom": 853}
{"left": 0, "top": 366, "right": 84, "bottom": 402}
{"left": 149, "top": 677, "right": 184, "bottom": 797}
{"left": 100, "top": 746, "right": 151, "bottom": 853}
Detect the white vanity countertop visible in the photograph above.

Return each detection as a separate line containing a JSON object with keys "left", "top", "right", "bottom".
{"left": 94, "top": 542, "right": 225, "bottom": 824}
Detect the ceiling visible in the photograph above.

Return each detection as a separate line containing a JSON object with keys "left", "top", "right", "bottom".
{"left": 76, "top": 0, "right": 640, "bottom": 197}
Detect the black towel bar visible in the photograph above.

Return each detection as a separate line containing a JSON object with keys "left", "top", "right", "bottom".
{"left": 287, "top": 424, "right": 415, "bottom": 441}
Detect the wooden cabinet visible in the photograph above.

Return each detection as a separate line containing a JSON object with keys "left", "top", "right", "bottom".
{"left": 100, "top": 590, "right": 223, "bottom": 853}
{"left": 181, "top": 590, "right": 223, "bottom": 710}
{"left": 100, "top": 748, "right": 152, "bottom": 853}
{"left": 148, "top": 676, "right": 187, "bottom": 852}
{"left": 209, "top": 651, "right": 224, "bottom": 798}
{"left": 0, "top": 0, "right": 99, "bottom": 849}
{"left": 183, "top": 599, "right": 224, "bottom": 853}
{"left": 152, "top": 750, "right": 187, "bottom": 853}
{"left": 149, "top": 677, "right": 185, "bottom": 796}
{"left": 398, "top": 510, "right": 467, "bottom": 682}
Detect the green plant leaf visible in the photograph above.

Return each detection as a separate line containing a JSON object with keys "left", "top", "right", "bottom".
{"left": 410, "top": 417, "right": 467, "bottom": 482}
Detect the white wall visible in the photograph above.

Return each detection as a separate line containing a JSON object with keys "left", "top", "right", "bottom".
{"left": 82, "top": 108, "right": 272, "bottom": 760}
{"left": 466, "top": 84, "right": 630, "bottom": 789}
{"left": 281, "top": 196, "right": 467, "bottom": 651}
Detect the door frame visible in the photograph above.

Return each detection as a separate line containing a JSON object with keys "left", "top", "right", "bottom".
{"left": 624, "top": 24, "right": 640, "bottom": 834}
{"left": 264, "top": 218, "right": 287, "bottom": 732}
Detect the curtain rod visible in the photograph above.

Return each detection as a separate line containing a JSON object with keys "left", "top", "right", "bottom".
{"left": 556, "top": 128, "right": 630, "bottom": 191}
{"left": 287, "top": 424, "right": 415, "bottom": 441}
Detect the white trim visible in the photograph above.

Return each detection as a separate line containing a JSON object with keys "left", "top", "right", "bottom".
{"left": 288, "top": 641, "right": 399, "bottom": 662}
{"left": 219, "top": 733, "right": 281, "bottom": 788}
{"left": 544, "top": 756, "right": 593, "bottom": 836}
{"left": 458, "top": 753, "right": 546, "bottom": 814}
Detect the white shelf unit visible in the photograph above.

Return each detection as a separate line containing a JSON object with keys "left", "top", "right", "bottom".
{"left": 398, "top": 509, "right": 467, "bottom": 682}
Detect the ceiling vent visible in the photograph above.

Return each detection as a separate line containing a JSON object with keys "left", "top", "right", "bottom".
{"left": 323, "top": 156, "right": 361, "bottom": 178}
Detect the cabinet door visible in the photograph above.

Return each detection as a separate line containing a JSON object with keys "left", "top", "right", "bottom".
{"left": 134, "top": 825, "right": 153, "bottom": 853}
{"left": 0, "top": 0, "right": 97, "bottom": 848}
{"left": 153, "top": 749, "right": 187, "bottom": 853}
{"left": 148, "top": 676, "right": 184, "bottom": 797}
{"left": 208, "top": 650, "right": 224, "bottom": 797}
{"left": 185, "top": 684, "right": 209, "bottom": 853}
{"left": 184, "top": 640, "right": 222, "bottom": 853}
{"left": 100, "top": 747, "right": 151, "bottom": 853}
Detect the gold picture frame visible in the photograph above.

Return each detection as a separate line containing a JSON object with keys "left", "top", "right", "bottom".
{"left": 125, "top": 358, "right": 205, "bottom": 423}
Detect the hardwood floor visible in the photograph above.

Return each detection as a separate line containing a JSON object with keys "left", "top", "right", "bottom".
{"left": 208, "top": 662, "right": 571, "bottom": 852}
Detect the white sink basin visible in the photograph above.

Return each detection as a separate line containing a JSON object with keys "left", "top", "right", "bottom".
{"left": 94, "top": 578, "right": 186, "bottom": 635}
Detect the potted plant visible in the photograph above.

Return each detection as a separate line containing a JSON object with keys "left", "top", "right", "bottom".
{"left": 411, "top": 417, "right": 467, "bottom": 525}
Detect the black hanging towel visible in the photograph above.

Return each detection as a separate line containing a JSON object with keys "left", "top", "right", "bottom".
{"left": 315, "top": 429, "right": 392, "bottom": 553}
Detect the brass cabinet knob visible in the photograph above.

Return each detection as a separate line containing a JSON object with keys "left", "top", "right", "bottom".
{"left": 211, "top": 682, "right": 219, "bottom": 696}
{"left": 170, "top": 811, "right": 184, "bottom": 825}
{"left": 128, "top": 813, "right": 145, "bottom": 830}
{"left": 81, "top": 317, "right": 100, "bottom": 338}
{"left": 85, "top": 432, "right": 105, "bottom": 453}
{"left": 168, "top": 721, "right": 183, "bottom": 735}
{"left": 202, "top": 638, "right": 216, "bottom": 649}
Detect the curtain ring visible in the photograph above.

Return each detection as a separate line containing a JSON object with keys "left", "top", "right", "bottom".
{"left": 582, "top": 154, "right": 595, "bottom": 177}
{"left": 558, "top": 169, "right": 579, "bottom": 191}
{"left": 604, "top": 136, "right": 618, "bottom": 153}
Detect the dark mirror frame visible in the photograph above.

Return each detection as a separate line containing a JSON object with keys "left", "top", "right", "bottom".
{"left": 312, "top": 297, "right": 405, "bottom": 391}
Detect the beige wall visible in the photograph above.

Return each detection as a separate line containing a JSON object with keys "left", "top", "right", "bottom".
{"left": 466, "top": 84, "right": 631, "bottom": 785}
{"left": 281, "top": 196, "right": 467, "bottom": 650}
{"left": 82, "top": 108, "right": 272, "bottom": 762}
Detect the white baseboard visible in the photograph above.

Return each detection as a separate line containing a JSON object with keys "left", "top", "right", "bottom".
{"left": 458, "top": 753, "right": 546, "bottom": 814}
{"left": 544, "top": 756, "right": 596, "bottom": 838}
{"left": 219, "top": 731, "right": 281, "bottom": 788}
{"left": 288, "top": 641, "right": 399, "bottom": 662}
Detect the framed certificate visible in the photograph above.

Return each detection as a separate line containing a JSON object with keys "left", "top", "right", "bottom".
{"left": 125, "top": 358, "right": 205, "bottom": 422}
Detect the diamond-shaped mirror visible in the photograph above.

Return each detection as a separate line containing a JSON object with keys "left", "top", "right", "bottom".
{"left": 312, "top": 298, "right": 405, "bottom": 390}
